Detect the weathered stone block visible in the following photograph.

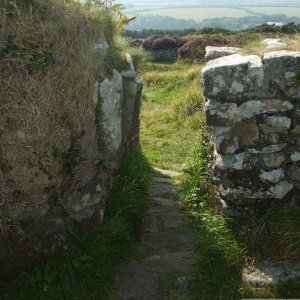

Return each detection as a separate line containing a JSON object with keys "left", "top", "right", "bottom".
{"left": 206, "top": 99, "right": 293, "bottom": 126}
{"left": 99, "top": 70, "right": 123, "bottom": 169}
{"left": 264, "top": 50, "right": 300, "bottom": 70}
{"left": 260, "top": 168, "right": 285, "bottom": 184}
{"left": 263, "top": 51, "right": 300, "bottom": 98}
{"left": 202, "top": 55, "right": 264, "bottom": 99}
{"left": 264, "top": 115, "right": 291, "bottom": 129}
{"left": 214, "top": 120, "right": 259, "bottom": 154}
{"left": 262, "top": 151, "right": 286, "bottom": 168}
{"left": 122, "top": 73, "right": 143, "bottom": 147}
{"left": 291, "top": 151, "right": 300, "bottom": 162}
{"left": 269, "top": 181, "right": 294, "bottom": 199}
{"left": 205, "top": 46, "right": 240, "bottom": 61}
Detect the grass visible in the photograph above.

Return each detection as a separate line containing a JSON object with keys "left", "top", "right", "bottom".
{"left": 140, "top": 61, "right": 204, "bottom": 171}
{"left": 3, "top": 149, "right": 152, "bottom": 299}
{"left": 240, "top": 34, "right": 300, "bottom": 55}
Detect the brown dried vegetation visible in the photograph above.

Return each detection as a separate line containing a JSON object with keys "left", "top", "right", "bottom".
{"left": 0, "top": 0, "right": 120, "bottom": 270}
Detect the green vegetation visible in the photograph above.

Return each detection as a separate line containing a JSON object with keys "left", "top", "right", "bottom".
{"left": 127, "top": 7, "right": 252, "bottom": 22}
{"left": 124, "top": 3, "right": 300, "bottom": 31}
{"left": 245, "top": 6, "right": 300, "bottom": 17}
{"left": 4, "top": 150, "right": 152, "bottom": 299}
{"left": 140, "top": 61, "right": 204, "bottom": 171}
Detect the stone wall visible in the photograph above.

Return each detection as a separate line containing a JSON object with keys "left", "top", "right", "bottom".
{"left": 202, "top": 50, "right": 300, "bottom": 216}
{"left": 146, "top": 49, "right": 177, "bottom": 62}
{"left": 0, "top": 49, "right": 142, "bottom": 275}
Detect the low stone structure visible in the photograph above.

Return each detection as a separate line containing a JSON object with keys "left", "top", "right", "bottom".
{"left": 146, "top": 49, "right": 177, "bottom": 62}
{"left": 202, "top": 50, "right": 300, "bottom": 215}
{"left": 205, "top": 46, "right": 240, "bottom": 61}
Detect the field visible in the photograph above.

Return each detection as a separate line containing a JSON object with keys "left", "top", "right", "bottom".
{"left": 125, "top": 5, "right": 300, "bottom": 21}
{"left": 245, "top": 6, "right": 300, "bottom": 17}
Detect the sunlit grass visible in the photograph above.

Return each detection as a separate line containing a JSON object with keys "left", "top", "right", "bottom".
{"left": 140, "top": 61, "right": 204, "bottom": 171}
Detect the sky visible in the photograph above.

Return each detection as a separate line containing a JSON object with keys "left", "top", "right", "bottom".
{"left": 119, "top": 0, "right": 300, "bottom": 5}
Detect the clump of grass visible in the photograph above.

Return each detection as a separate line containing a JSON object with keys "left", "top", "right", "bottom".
{"left": 231, "top": 203, "right": 300, "bottom": 262}
{"left": 180, "top": 132, "right": 246, "bottom": 300}
{"left": 171, "top": 80, "right": 203, "bottom": 118}
{"left": 4, "top": 150, "right": 152, "bottom": 299}
{"left": 115, "top": 37, "right": 148, "bottom": 71}
{"left": 284, "top": 34, "right": 300, "bottom": 51}
{"left": 239, "top": 38, "right": 265, "bottom": 56}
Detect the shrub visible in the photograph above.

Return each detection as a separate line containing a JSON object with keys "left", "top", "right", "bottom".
{"left": 142, "top": 35, "right": 178, "bottom": 51}
{"left": 178, "top": 35, "right": 227, "bottom": 59}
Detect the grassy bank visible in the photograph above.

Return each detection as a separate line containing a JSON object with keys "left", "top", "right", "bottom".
{"left": 4, "top": 150, "right": 152, "bottom": 299}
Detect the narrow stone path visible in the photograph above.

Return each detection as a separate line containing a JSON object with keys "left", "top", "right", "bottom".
{"left": 114, "top": 168, "right": 198, "bottom": 299}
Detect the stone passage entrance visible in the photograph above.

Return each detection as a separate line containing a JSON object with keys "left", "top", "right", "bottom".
{"left": 114, "top": 168, "right": 197, "bottom": 299}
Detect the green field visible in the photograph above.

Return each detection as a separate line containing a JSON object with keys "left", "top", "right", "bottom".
{"left": 245, "top": 6, "right": 300, "bottom": 17}
{"left": 126, "top": 7, "right": 252, "bottom": 21}
{"left": 125, "top": 6, "right": 300, "bottom": 21}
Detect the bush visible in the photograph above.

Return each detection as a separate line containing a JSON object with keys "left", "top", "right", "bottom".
{"left": 142, "top": 35, "right": 178, "bottom": 51}
{"left": 178, "top": 35, "right": 227, "bottom": 59}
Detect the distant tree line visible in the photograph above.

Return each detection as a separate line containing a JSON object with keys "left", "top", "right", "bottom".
{"left": 125, "top": 23, "right": 300, "bottom": 39}
{"left": 124, "top": 14, "right": 300, "bottom": 32}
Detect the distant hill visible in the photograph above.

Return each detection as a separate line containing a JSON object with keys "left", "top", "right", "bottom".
{"left": 122, "top": 0, "right": 300, "bottom": 6}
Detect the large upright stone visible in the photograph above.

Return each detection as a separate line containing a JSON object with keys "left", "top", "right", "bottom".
{"left": 122, "top": 70, "right": 143, "bottom": 147}
{"left": 99, "top": 70, "right": 123, "bottom": 169}
{"left": 202, "top": 54, "right": 264, "bottom": 100}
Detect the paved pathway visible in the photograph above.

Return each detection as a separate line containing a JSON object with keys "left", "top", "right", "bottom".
{"left": 114, "top": 168, "right": 198, "bottom": 299}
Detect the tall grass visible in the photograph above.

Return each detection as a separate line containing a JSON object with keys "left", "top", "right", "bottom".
{"left": 140, "top": 61, "right": 204, "bottom": 171}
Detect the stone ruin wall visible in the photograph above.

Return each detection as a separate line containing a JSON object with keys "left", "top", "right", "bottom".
{"left": 202, "top": 50, "right": 300, "bottom": 216}
{"left": 0, "top": 42, "right": 142, "bottom": 275}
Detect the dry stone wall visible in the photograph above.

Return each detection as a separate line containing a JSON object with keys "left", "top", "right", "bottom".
{"left": 0, "top": 47, "right": 142, "bottom": 275}
{"left": 202, "top": 50, "right": 300, "bottom": 216}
